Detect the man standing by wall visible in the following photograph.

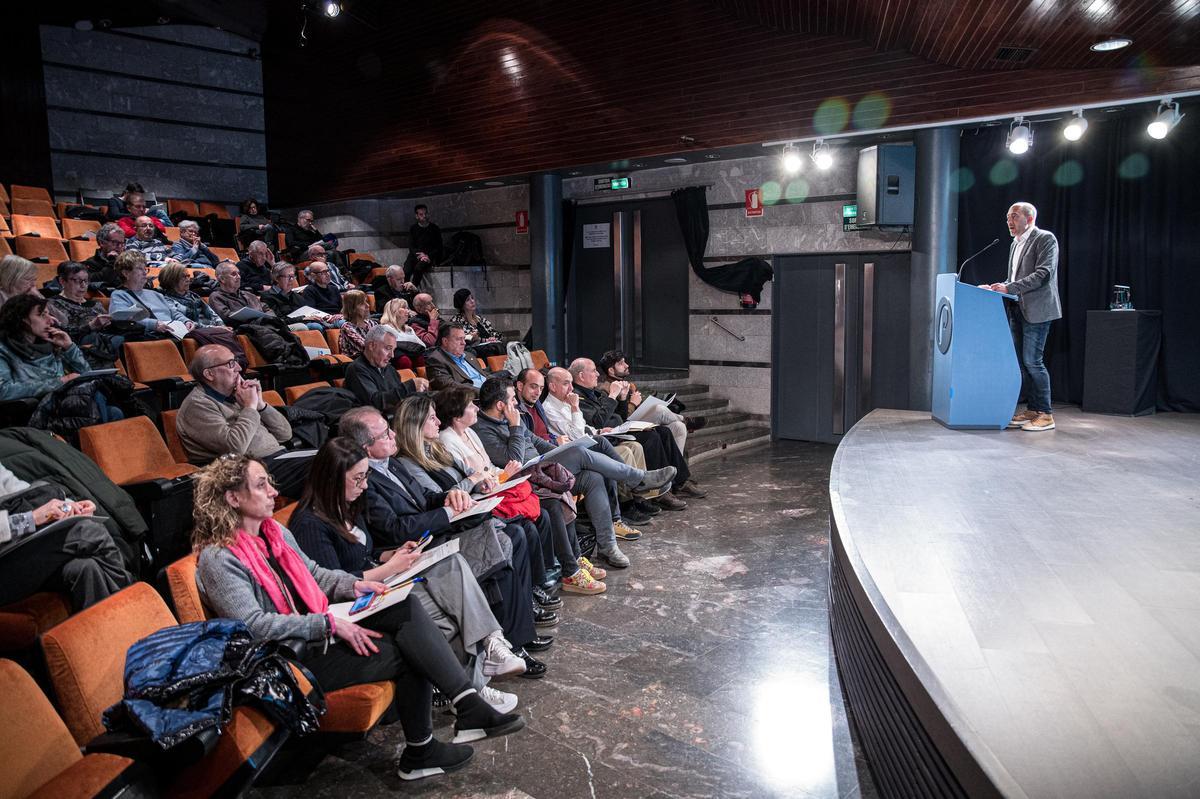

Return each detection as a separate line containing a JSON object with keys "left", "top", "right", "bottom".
{"left": 405, "top": 204, "right": 443, "bottom": 288}
{"left": 983, "top": 201, "right": 1061, "bottom": 432}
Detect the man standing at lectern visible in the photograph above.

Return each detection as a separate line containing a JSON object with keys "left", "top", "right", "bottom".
{"left": 981, "top": 202, "right": 1061, "bottom": 432}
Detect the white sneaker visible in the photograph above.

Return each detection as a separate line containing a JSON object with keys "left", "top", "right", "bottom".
{"left": 480, "top": 685, "right": 518, "bottom": 714}
{"left": 482, "top": 634, "right": 527, "bottom": 677}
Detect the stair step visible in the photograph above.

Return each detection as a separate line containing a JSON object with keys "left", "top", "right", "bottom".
{"left": 690, "top": 410, "right": 750, "bottom": 431}
{"left": 634, "top": 376, "right": 695, "bottom": 391}
{"left": 681, "top": 397, "right": 728, "bottom": 415}
{"left": 630, "top": 369, "right": 689, "bottom": 382}
{"left": 689, "top": 427, "right": 773, "bottom": 460}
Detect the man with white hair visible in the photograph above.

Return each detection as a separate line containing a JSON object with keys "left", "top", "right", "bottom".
{"left": 981, "top": 201, "right": 1062, "bottom": 432}
{"left": 344, "top": 325, "right": 430, "bottom": 412}
{"left": 236, "top": 240, "right": 275, "bottom": 292}
{"left": 169, "top": 220, "right": 219, "bottom": 267}
{"left": 305, "top": 243, "right": 349, "bottom": 290}
{"left": 286, "top": 209, "right": 349, "bottom": 275}
{"left": 374, "top": 264, "right": 418, "bottom": 307}
{"left": 208, "top": 261, "right": 269, "bottom": 323}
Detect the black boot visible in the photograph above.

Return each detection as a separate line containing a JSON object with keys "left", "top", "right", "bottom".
{"left": 451, "top": 690, "right": 526, "bottom": 743}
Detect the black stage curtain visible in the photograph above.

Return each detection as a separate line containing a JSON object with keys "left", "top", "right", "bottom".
{"left": 671, "top": 186, "right": 774, "bottom": 302}
{"left": 957, "top": 118, "right": 1200, "bottom": 412}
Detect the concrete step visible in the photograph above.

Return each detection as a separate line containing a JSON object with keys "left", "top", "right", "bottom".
{"left": 680, "top": 397, "right": 728, "bottom": 416}
{"left": 689, "top": 427, "right": 773, "bottom": 461}
{"left": 689, "top": 410, "right": 752, "bottom": 433}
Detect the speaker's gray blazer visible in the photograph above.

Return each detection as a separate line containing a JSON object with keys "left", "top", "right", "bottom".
{"left": 1006, "top": 227, "right": 1062, "bottom": 324}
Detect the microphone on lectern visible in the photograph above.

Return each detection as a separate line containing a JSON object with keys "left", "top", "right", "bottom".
{"left": 956, "top": 238, "right": 1001, "bottom": 282}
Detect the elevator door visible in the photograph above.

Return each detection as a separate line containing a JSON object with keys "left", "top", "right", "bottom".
{"left": 567, "top": 199, "right": 689, "bottom": 369}
{"left": 772, "top": 253, "right": 911, "bottom": 443}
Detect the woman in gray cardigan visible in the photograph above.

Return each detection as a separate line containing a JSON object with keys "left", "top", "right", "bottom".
{"left": 191, "top": 455, "right": 523, "bottom": 781}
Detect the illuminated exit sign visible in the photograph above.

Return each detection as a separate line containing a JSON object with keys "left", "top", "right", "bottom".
{"left": 594, "top": 177, "right": 631, "bottom": 191}
{"left": 842, "top": 203, "right": 858, "bottom": 231}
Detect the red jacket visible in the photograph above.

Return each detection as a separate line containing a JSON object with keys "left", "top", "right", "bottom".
{"left": 116, "top": 215, "right": 167, "bottom": 238}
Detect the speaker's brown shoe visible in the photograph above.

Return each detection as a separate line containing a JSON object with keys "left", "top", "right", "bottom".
{"left": 1022, "top": 413, "right": 1055, "bottom": 432}
{"left": 1008, "top": 409, "right": 1039, "bottom": 428}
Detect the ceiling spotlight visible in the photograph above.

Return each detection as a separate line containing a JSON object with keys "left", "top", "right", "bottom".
{"left": 1063, "top": 110, "right": 1088, "bottom": 141}
{"left": 781, "top": 144, "right": 803, "bottom": 173}
{"left": 811, "top": 139, "right": 834, "bottom": 170}
{"left": 1007, "top": 117, "right": 1033, "bottom": 154}
{"left": 1147, "top": 99, "right": 1183, "bottom": 139}
{"left": 1090, "top": 37, "right": 1132, "bottom": 52}
{"left": 323, "top": 1, "right": 341, "bottom": 18}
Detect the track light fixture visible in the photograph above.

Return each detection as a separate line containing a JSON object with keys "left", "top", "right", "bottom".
{"left": 323, "top": 1, "right": 342, "bottom": 17}
{"left": 1147, "top": 99, "right": 1183, "bottom": 139}
{"left": 1063, "top": 110, "right": 1088, "bottom": 141}
{"left": 811, "top": 139, "right": 834, "bottom": 170}
{"left": 1007, "top": 117, "right": 1033, "bottom": 155}
{"left": 781, "top": 144, "right": 803, "bottom": 173}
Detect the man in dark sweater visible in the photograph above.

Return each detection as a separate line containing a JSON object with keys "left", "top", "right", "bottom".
{"left": 83, "top": 223, "right": 127, "bottom": 289}
{"left": 284, "top": 210, "right": 348, "bottom": 273}
{"left": 236, "top": 241, "right": 275, "bottom": 293}
{"left": 344, "top": 326, "right": 429, "bottom": 413}
{"left": 569, "top": 357, "right": 691, "bottom": 511}
{"left": 404, "top": 204, "right": 443, "bottom": 287}
{"left": 300, "top": 261, "right": 344, "bottom": 316}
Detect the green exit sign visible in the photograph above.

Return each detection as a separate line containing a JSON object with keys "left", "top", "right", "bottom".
{"left": 611, "top": 177, "right": 630, "bottom": 190}
{"left": 842, "top": 203, "right": 858, "bottom": 231}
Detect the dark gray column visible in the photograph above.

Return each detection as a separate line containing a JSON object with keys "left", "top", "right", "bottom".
{"left": 529, "top": 172, "right": 564, "bottom": 363}
{"left": 909, "top": 127, "right": 959, "bottom": 411}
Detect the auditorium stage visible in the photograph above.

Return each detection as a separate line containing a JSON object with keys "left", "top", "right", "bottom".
{"left": 828, "top": 407, "right": 1200, "bottom": 799}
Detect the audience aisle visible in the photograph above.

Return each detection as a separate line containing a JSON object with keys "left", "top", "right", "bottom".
{"left": 251, "top": 441, "right": 878, "bottom": 799}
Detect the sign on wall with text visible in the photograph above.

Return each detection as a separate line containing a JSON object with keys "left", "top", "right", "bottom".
{"left": 515, "top": 210, "right": 529, "bottom": 234}
{"left": 745, "top": 188, "right": 763, "bottom": 218}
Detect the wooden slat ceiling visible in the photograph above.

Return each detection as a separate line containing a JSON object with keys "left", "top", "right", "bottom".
{"left": 710, "top": 0, "right": 1200, "bottom": 70}
{"left": 260, "top": 0, "right": 1200, "bottom": 204}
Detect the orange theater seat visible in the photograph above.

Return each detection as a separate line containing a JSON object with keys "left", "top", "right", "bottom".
{"left": 272, "top": 500, "right": 298, "bottom": 526}
{"left": 164, "top": 555, "right": 395, "bottom": 734}
{"left": 397, "top": 368, "right": 416, "bottom": 383}
{"left": 295, "top": 329, "right": 348, "bottom": 366}
{"left": 12, "top": 198, "right": 56, "bottom": 219}
{"left": 348, "top": 252, "right": 375, "bottom": 264}
{"left": 0, "top": 184, "right": 9, "bottom": 203}
{"left": 0, "top": 592, "right": 71, "bottom": 654}
{"left": 159, "top": 409, "right": 189, "bottom": 465}
{"left": 0, "top": 238, "right": 12, "bottom": 257}
{"left": 1, "top": 214, "right": 14, "bottom": 239}
{"left": 166, "top": 199, "right": 199, "bottom": 218}
{"left": 78, "top": 416, "right": 197, "bottom": 485}
{"left": 530, "top": 349, "right": 550, "bottom": 370}
{"left": 11, "top": 214, "right": 63, "bottom": 239}
{"left": 197, "top": 201, "right": 231, "bottom": 220}
{"left": 208, "top": 246, "right": 239, "bottom": 263}
{"left": 324, "top": 327, "right": 343, "bottom": 355}
{"left": 261, "top": 389, "right": 284, "bottom": 407}
{"left": 285, "top": 381, "right": 329, "bottom": 404}
{"left": 121, "top": 340, "right": 193, "bottom": 385}
{"left": 0, "top": 659, "right": 137, "bottom": 799}
{"left": 162, "top": 226, "right": 180, "bottom": 243}
{"left": 68, "top": 240, "right": 96, "bottom": 261}
{"left": 10, "top": 184, "right": 52, "bottom": 203}
{"left": 487, "top": 354, "right": 507, "bottom": 373}
{"left": 15, "top": 238, "right": 68, "bottom": 269}
{"left": 41, "top": 583, "right": 286, "bottom": 797}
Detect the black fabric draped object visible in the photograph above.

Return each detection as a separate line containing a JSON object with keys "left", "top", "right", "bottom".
{"left": 670, "top": 186, "right": 774, "bottom": 303}
{"left": 957, "top": 118, "right": 1200, "bottom": 412}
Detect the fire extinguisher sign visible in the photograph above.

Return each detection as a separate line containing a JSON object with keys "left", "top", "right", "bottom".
{"left": 745, "top": 188, "right": 763, "bottom": 218}
{"left": 515, "top": 210, "right": 529, "bottom": 234}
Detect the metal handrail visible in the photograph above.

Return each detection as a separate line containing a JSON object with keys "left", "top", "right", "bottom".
{"left": 710, "top": 316, "right": 746, "bottom": 342}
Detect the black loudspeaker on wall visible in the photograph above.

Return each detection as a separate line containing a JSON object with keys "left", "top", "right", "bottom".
{"left": 857, "top": 144, "right": 915, "bottom": 226}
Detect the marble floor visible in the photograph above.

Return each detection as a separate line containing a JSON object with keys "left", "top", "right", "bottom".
{"left": 253, "top": 441, "right": 878, "bottom": 799}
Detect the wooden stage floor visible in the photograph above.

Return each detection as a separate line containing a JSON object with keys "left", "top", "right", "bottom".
{"left": 829, "top": 407, "right": 1200, "bottom": 799}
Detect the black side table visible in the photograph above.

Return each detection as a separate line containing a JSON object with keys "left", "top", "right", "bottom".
{"left": 1083, "top": 310, "right": 1162, "bottom": 415}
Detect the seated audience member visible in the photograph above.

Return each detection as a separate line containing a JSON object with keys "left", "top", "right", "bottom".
{"left": 111, "top": 189, "right": 170, "bottom": 232}
{"left": 108, "top": 251, "right": 195, "bottom": 336}
{"left": 434, "top": 387, "right": 606, "bottom": 595}
{"left": 176, "top": 345, "right": 312, "bottom": 497}
{"left": 47, "top": 262, "right": 122, "bottom": 367}
{"left": 394, "top": 395, "right": 562, "bottom": 624}
{"left": 570, "top": 357, "right": 693, "bottom": 511}
{"left": 237, "top": 241, "right": 276, "bottom": 294}
{"left": 339, "top": 406, "right": 551, "bottom": 675}
{"left": 409, "top": 293, "right": 441, "bottom": 347}
{"left": 344, "top": 326, "right": 429, "bottom": 413}
{"left": 0, "top": 254, "right": 44, "bottom": 306}
{"left": 519, "top": 368, "right": 654, "bottom": 526}
{"left": 0, "top": 461, "right": 131, "bottom": 611}
{"left": 237, "top": 198, "right": 277, "bottom": 252}
{"left": 286, "top": 210, "right": 349, "bottom": 274}
{"left": 123, "top": 215, "right": 170, "bottom": 267}
{"left": 405, "top": 204, "right": 443, "bottom": 287}
{"left": 338, "top": 290, "right": 378, "bottom": 360}
{"left": 473, "top": 377, "right": 674, "bottom": 569}
{"left": 83, "top": 223, "right": 127, "bottom": 288}
{"left": 262, "top": 263, "right": 330, "bottom": 330}
{"left": 168, "top": 220, "right": 219, "bottom": 268}
{"left": 378, "top": 299, "right": 427, "bottom": 370}
{"left": 209, "top": 261, "right": 270, "bottom": 323}
{"left": 191, "top": 454, "right": 524, "bottom": 780}
{"left": 426, "top": 324, "right": 488, "bottom": 392}
{"left": 0, "top": 294, "right": 91, "bottom": 403}
{"left": 307, "top": 245, "right": 350, "bottom": 290}
{"left": 159, "top": 261, "right": 225, "bottom": 329}
{"left": 374, "top": 265, "right": 418, "bottom": 307}
{"left": 301, "top": 260, "right": 346, "bottom": 317}
{"left": 289, "top": 438, "right": 526, "bottom": 694}
{"left": 599, "top": 349, "right": 705, "bottom": 465}
{"left": 450, "top": 289, "right": 504, "bottom": 359}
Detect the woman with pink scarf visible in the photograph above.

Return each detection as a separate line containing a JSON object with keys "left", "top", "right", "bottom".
{"left": 191, "top": 455, "right": 523, "bottom": 781}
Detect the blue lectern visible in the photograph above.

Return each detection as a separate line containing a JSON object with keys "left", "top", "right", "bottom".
{"left": 931, "top": 274, "right": 1021, "bottom": 429}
